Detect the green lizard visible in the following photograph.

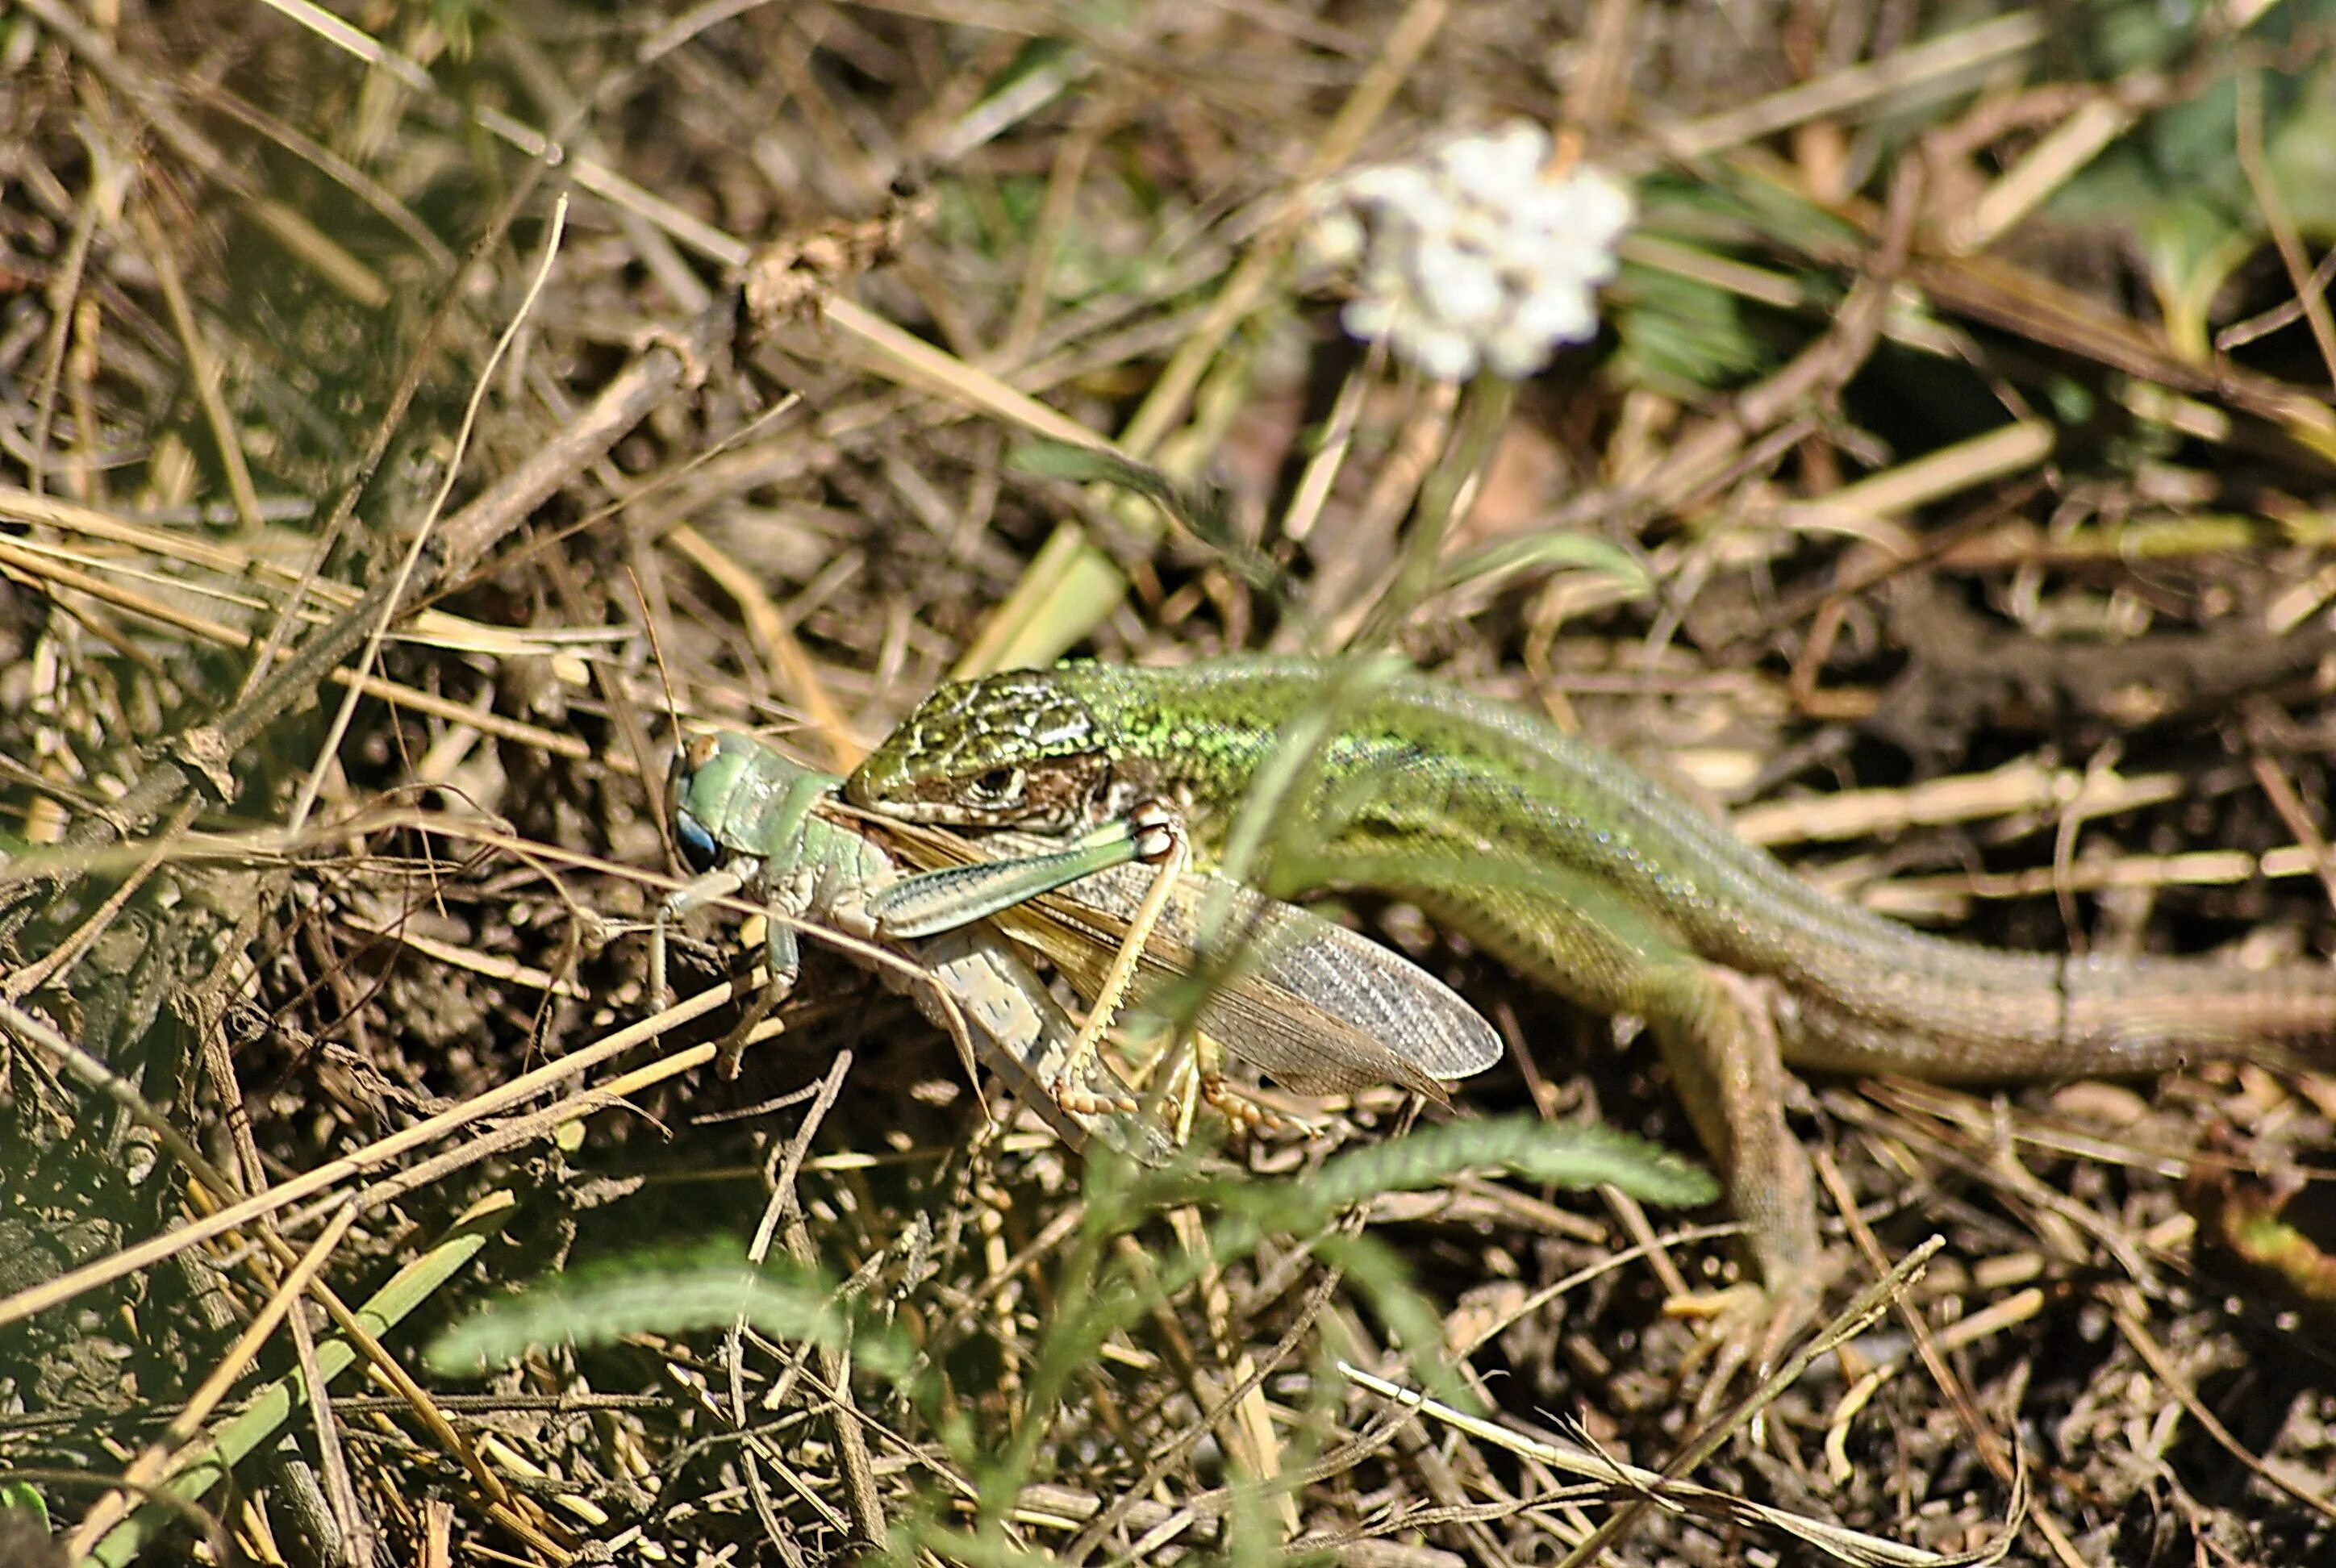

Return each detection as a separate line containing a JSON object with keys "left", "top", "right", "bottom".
{"left": 844, "top": 654, "right": 2336, "bottom": 1335}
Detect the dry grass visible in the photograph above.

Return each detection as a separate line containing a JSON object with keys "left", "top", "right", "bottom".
{"left": 4, "top": 0, "right": 2336, "bottom": 1562}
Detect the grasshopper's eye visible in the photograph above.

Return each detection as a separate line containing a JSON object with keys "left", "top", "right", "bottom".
{"left": 675, "top": 811, "right": 720, "bottom": 871}
{"left": 969, "top": 766, "right": 1024, "bottom": 803}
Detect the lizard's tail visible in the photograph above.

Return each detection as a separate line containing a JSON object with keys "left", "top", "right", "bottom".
{"left": 1781, "top": 949, "right": 2336, "bottom": 1082}
{"left": 2063, "top": 953, "right": 2336, "bottom": 1070}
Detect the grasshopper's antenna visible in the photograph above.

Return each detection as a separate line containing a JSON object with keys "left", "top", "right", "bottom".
{"left": 631, "top": 565, "right": 695, "bottom": 1010}
{"left": 628, "top": 565, "right": 690, "bottom": 863}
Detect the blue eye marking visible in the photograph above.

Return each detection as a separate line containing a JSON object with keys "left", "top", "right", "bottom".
{"left": 676, "top": 812, "right": 720, "bottom": 871}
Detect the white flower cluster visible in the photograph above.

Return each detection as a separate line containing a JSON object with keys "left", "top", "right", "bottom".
{"left": 1305, "top": 122, "right": 1634, "bottom": 381}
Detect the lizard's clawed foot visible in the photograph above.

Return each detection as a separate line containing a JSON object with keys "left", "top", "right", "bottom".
{"left": 1666, "top": 1277, "right": 1819, "bottom": 1417}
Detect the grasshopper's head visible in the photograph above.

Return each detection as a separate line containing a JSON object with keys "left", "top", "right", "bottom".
{"left": 846, "top": 670, "right": 1112, "bottom": 834}
{"left": 669, "top": 731, "right": 756, "bottom": 870}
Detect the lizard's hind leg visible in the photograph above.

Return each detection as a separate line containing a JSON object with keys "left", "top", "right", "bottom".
{"left": 1636, "top": 960, "right": 1825, "bottom": 1401}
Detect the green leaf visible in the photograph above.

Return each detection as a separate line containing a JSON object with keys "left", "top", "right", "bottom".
{"left": 2147, "top": 75, "right": 2249, "bottom": 202}
{"left": 0, "top": 1482, "right": 48, "bottom": 1530}
{"left": 2267, "top": 74, "right": 2336, "bottom": 232}
{"left": 1438, "top": 529, "right": 1652, "bottom": 601}
{"left": 1007, "top": 441, "right": 1283, "bottom": 593}
{"left": 425, "top": 1244, "right": 912, "bottom": 1380}
{"left": 2138, "top": 195, "right": 2256, "bottom": 358}
{"left": 1609, "top": 261, "right": 1767, "bottom": 397}
{"left": 2084, "top": 0, "right": 2205, "bottom": 78}
{"left": 1238, "top": 1116, "right": 1717, "bottom": 1236}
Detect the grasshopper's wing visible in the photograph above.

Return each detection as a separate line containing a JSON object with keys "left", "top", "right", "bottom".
{"left": 992, "top": 896, "right": 1428, "bottom": 1098}
{"left": 1165, "top": 870, "right": 1505, "bottom": 1082}
{"left": 1001, "top": 860, "right": 1503, "bottom": 1100}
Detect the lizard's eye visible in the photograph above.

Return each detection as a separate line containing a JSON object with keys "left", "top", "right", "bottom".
{"left": 969, "top": 766, "right": 1024, "bottom": 803}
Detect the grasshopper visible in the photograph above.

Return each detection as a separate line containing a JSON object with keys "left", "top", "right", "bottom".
{"left": 657, "top": 730, "right": 1500, "bottom": 1148}
{"left": 657, "top": 730, "right": 1172, "bottom": 1160}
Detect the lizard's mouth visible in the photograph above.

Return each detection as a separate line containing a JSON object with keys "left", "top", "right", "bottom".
{"left": 871, "top": 790, "right": 1085, "bottom": 836}
{"left": 857, "top": 794, "right": 985, "bottom": 825}
{"left": 845, "top": 782, "right": 1054, "bottom": 832}
{"left": 849, "top": 752, "right": 1113, "bottom": 837}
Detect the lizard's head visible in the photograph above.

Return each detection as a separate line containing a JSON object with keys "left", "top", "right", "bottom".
{"left": 846, "top": 670, "right": 1112, "bottom": 834}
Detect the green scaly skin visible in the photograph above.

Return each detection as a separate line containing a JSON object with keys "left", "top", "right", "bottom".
{"left": 846, "top": 656, "right": 2336, "bottom": 1312}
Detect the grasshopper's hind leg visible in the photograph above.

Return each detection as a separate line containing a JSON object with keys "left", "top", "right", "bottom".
{"left": 1051, "top": 803, "right": 1186, "bottom": 1116}
{"left": 1195, "top": 1070, "right": 1311, "bottom": 1138}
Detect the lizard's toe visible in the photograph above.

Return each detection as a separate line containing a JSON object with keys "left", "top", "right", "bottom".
{"left": 1667, "top": 1276, "right": 1821, "bottom": 1419}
